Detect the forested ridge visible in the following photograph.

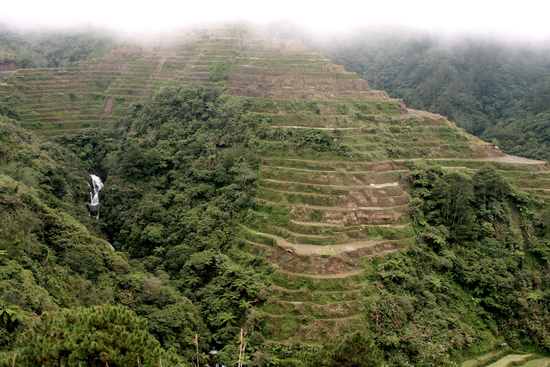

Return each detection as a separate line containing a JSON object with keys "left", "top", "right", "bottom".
{"left": 2, "top": 25, "right": 550, "bottom": 366}
{"left": 0, "top": 25, "right": 117, "bottom": 69}
{"left": 267, "top": 23, "right": 550, "bottom": 161}
{"left": 318, "top": 31, "right": 550, "bottom": 161}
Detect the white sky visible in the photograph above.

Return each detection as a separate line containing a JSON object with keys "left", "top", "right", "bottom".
{"left": 1, "top": 0, "right": 550, "bottom": 40}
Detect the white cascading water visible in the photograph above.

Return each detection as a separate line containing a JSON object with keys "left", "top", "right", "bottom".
{"left": 89, "top": 174, "right": 104, "bottom": 219}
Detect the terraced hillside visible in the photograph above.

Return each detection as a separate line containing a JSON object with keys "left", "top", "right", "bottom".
{"left": 239, "top": 103, "right": 549, "bottom": 343}
{"left": 3, "top": 27, "right": 550, "bottom": 347}
{"left": 0, "top": 27, "right": 392, "bottom": 136}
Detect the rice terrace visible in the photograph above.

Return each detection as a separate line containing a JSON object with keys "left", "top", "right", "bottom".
{"left": 1, "top": 24, "right": 550, "bottom": 366}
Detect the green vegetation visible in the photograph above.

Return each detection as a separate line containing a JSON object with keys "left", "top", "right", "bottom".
{"left": 0, "top": 25, "right": 117, "bottom": 68}
{"left": 17, "top": 305, "right": 171, "bottom": 366}
{"left": 408, "top": 163, "right": 550, "bottom": 351}
{"left": 209, "top": 59, "right": 232, "bottom": 82}
{"left": 0, "top": 89, "right": 270, "bottom": 366}
{"left": 306, "top": 28, "right": 550, "bottom": 162}
{"left": 3, "top": 24, "right": 550, "bottom": 367}
{"left": 303, "top": 331, "right": 385, "bottom": 366}
{"left": 3, "top": 80, "right": 550, "bottom": 365}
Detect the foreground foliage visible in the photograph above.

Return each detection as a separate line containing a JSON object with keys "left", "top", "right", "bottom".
{"left": 17, "top": 305, "right": 168, "bottom": 367}
{"left": 304, "top": 332, "right": 385, "bottom": 367}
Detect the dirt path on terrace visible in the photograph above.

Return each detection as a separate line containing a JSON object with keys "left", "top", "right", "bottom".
{"left": 258, "top": 199, "right": 408, "bottom": 212}
{"left": 393, "top": 154, "right": 547, "bottom": 165}
{"left": 262, "top": 166, "right": 403, "bottom": 176}
{"left": 289, "top": 220, "right": 411, "bottom": 229}
{"left": 276, "top": 269, "right": 364, "bottom": 279}
{"left": 271, "top": 285, "right": 361, "bottom": 293}
{"left": 262, "top": 157, "right": 404, "bottom": 166}
{"left": 262, "top": 179, "right": 403, "bottom": 189}
{"left": 245, "top": 225, "right": 401, "bottom": 256}
{"left": 266, "top": 155, "right": 546, "bottom": 166}
{"left": 101, "top": 96, "right": 115, "bottom": 116}
{"left": 277, "top": 126, "right": 362, "bottom": 130}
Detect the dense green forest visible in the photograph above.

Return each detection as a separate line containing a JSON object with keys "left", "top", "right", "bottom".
{"left": 0, "top": 86, "right": 274, "bottom": 366}
{"left": 0, "top": 25, "right": 117, "bottom": 69}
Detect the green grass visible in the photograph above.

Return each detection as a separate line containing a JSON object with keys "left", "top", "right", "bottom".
{"left": 522, "top": 358, "right": 550, "bottom": 367}
{"left": 270, "top": 271, "right": 366, "bottom": 291}
{"left": 487, "top": 354, "right": 531, "bottom": 367}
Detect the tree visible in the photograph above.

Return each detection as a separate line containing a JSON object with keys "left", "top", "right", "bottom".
{"left": 304, "top": 332, "right": 384, "bottom": 367}
{"left": 416, "top": 342, "right": 459, "bottom": 367}
{"left": 17, "top": 304, "right": 170, "bottom": 367}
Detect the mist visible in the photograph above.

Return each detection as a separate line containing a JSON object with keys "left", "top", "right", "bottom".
{"left": 1, "top": 0, "right": 550, "bottom": 42}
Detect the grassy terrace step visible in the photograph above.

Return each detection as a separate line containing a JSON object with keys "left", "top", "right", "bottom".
{"left": 286, "top": 205, "right": 409, "bottom": 227}
{"left": 20, "top": 113, "right": 111, "bottom": 121}
{"left": 485, "top": 354, "right": 533, "bottom": 367}
{"left": 228, "top": 74, "right": 364, "bottom": 84}
{"left": 257, "top": 186, "right": 409, "bottom": 207}
{"left": 263, "top": 313, "right": 366, "bottom": 343}
{"left": 518, "top": 179, "right": 550, "bottom": 189}
{"left": 259, "top": 225, "right": 356, "bottom": 246}
{"left": 232, "top": 98, "right": 399, "bottom": 115}
{"left": 19, "top": 106, "right": 105, "bottom": 115}
{"left": 19, "top": 121, "right": 106, "bottom": 130}
{"left": 263, "top": 114, "right": 360, "bottom": 128}
{"left": 232, "top": 58, "right": 333, "bottom": 67}
{"left": 271, "top": 270, "right": 366, "bottom": 291}
{"left": 520, "top": 357, "right": 550, "bottom": 367}
{"left": 258, "top": 224, "right": 412, "bottom": 246}
{"left": 18, "top": 101, "right": 108, "bottom": 109}
{"left": 403, "top": 158, "right": 549, "bottom": 171}
{"left": 270, "top": 285, "right": 362, "bottom": 303}
{"left": 258, "top": 178, "right": 406, "bottom": 194}
{"left": 259, "top": 146, "right": 388, "bottom": 162}
{"left": 258, "top": 167, "right": 403, "bottom": 185}
{"left": 247, "top": 209, "right": 412, "bottom": 238}
{"left": 226, "top": 81, "right": 370, "bottom": 93}
{"left": 225, "top": 89, "right": 393, "bottom": 101}
{"left": 241, "top": 223, "right": 410, "bottom": 256}
{"left": 237, "top": 52, "right": 325, "bottom": 60}
{"left": 20, "top": 115, "right": 117, "bottom": 126}
{"left": 260, "top": 158, "right": 403, "bottom": 171}
{"left": 519, "top": 188, "right": 550, "bottom": 196}
{"left": 387, "top": 144, "right": 492, "bottom": 160}
{"left": 20, "top": 106, "right": 106, "bottom": 114}
{"left": 256, "top": 198, "right": 408, "bottom": 211}
{"left": 286, "top": 220, "right": 413, "bottom": 237}
{"left": 262, "top": 299, "right": 365, "bottom": 318}
{"left": 497, "top": 171, "right": 550, "bottom": 180}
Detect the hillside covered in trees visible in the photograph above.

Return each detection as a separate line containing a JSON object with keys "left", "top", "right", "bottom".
{"left": 302, "top": 27, "right": 550, "bottom": 162}
{"left": 1, "top": 25, "right": 550, "bottom": 367}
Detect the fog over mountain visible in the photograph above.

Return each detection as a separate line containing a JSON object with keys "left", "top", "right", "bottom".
{"left": 1, "top": 0, "right": 549, "bottom": 41}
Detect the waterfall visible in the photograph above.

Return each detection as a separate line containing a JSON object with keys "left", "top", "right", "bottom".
{"left": 89, "top": 174, "right": 103, "bottom": 219}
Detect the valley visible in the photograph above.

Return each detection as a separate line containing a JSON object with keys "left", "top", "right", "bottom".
{"left": 1, "top": 26, "right": 550, "bottom": 366}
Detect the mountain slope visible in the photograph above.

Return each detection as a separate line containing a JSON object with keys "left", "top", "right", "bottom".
{"left": 2, "top": 27, "right": 550, "bottom": 365}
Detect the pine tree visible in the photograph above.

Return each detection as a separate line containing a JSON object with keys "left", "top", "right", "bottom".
{"left": 17, "top": 304, "right": 168, "bottom": 367}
